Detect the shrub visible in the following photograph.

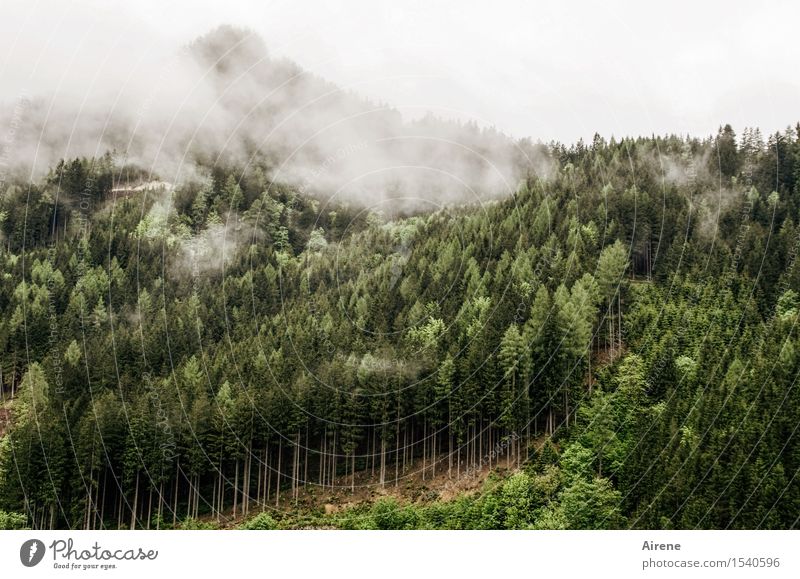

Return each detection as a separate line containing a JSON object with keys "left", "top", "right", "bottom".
{"left": 370, "top": 498, "right": 420, "bottom": 530}
{"left": 239, "top": 512, "right": 279, "bottom": 530}
{"left": 0, "top": 510, "right": 27, "bottom": 530}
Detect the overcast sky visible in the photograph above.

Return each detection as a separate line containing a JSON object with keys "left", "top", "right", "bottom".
{"left": 2, "top": 0, "right": 798, "bottom": 144}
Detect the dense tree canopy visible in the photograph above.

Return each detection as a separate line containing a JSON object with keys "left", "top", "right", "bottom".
{"left": 1, "top": 124, "right": 800, "bottom": 529}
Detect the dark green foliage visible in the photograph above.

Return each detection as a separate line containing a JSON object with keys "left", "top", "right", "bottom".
{"left": 2, "top": 124, "right": 800, "bottom": 529}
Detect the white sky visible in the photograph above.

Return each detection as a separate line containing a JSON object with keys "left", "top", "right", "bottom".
{"left": 2, "top": 0, "right": 798, "bottom": 143}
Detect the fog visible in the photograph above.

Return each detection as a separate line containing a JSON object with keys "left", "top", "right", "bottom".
{"left": 0, "top": 24, "right": 537, "bottom": 208}
{"left": 2, "top": 0, "right": 799, "bottom": 209}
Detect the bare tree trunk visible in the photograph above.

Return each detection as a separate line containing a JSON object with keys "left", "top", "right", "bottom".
{"left": 402, "top": 424, "right": 407, "bottom": 474}
{"left": 479, "top": 420, "right": 484, "bottom": 468}
{"left": 192, "top": 474, "right": 200, "bottom": 519}
{"left": 146, "top": 486, "right": 153, "bottom": 529}
{"left": 173, "top": 461, "right": 179, "bottom": 527}
{"left": 131, "top": 472, "right": 139, "bottom": 530}
{"left": 84, "top": 490, "right": 89, "bottom": 530}
{"left": 275, "top": 441, "right": 282, "bottom": 507}
{"left": 244, "top": 441, "right": 252, "bottom": 516}
{"left": 100, "top": 468, "right": 107, "bottom": 529}
{"left": 304, "top": 425, "right": 309, "bottom": 491}
{"left": 293, "top": 430, "right": 300, "bottom": 501}
{"left": 331, "top": 429, "right": 337, "bottom": 487}
{"left": 380, "top": 429, "right": 386, "bottom": 488}
{"left": 395, "top": 424, "right": 400, "bottom": 487}
{"left": 211, "top": 470, "right": 217, "bottom": 521}
{"left": 157, "top": 481, "right": 163, "bottom": 529}
{"left": 422, "top": 418, "right": 427, "bottom": 480}
{"left": 217, "top": 458, "right": 224, "bottom": 521}
{"left": 264, "top": 446, "right": 270, "bottom": 508}
{"left": 448, "top": 433, "right": 453, "bottom": 479}
{"left": 488, "top": 428, "right": 492, "bottom": 470}
{"left": 256, "top": 447, "right": 262, "bottom": 511}
{"left": 320, "top": 429, "right": 326, "bottom": 488}
{"left": 432, "top": 429, "right": 437, "bottom": 478}
{"left": 233, "top": 458, "right": 239, "bottom": 519}
{"left": 371, "top": 427, "right": 376, "bottom": 478}
{"left": 117, "top": 491, "right": 123, "bottom": 529}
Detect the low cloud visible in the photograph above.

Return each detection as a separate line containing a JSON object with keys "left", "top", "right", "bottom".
{"left": 1, "top": 26, "right": 547, "bottom": 211}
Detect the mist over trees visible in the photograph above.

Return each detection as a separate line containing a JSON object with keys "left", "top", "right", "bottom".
{"left": 0, "top": 26, "right": 535, "bottom": 213}
{"left": 2, "top": 118, "right": 800, "bottom": 530}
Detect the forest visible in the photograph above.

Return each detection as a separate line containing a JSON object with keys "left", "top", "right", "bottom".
{"left": 1, "top": 122, "right": 800, "bottom": 530}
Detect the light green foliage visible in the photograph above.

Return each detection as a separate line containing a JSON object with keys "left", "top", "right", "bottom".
{"left": 239, "top": 512, "right": 279, "bottom": 530}
{"left": 0, "top": 510, "right": 27, "bottom": 529}
{"left": 2, "top": 127, "right": 800, "bottom": 530}
{"left": 369, "top": 498, "right": 420, "bottom": 530}
{"left": 306, "top": 228, "right": 328, "bottom": 253}
{"left": 558, "top": 477, "right": 625, "bottom": 529}
{"left": 499, "top": 472, "right": 537, "bottom": 528}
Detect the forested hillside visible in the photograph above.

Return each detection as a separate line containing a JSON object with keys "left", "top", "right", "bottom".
{"left": 1, "top": 123, "right": 800, "bottom": 529}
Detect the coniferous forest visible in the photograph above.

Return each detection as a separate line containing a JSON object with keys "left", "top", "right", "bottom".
{"left": 1, "top": 26, "right": 800, "bottom": 531}
{"left": 2, "top": 121, "right": 800, "bottom": 530}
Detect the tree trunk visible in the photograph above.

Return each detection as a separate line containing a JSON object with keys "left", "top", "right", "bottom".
{"left": 371, "top": 427, "right": 376, "bottom": 478}
{"left": 304, "top": 425, "right": 309, "bottom": 491}
{"left": 422, "top": 418, "right": 427, "bottom": 480}
{"left": 146, "top": 486, "right": 153, "bottom": 529}
{"left": 265, "top": 446, "right": 271, "bottom": 507}
{"left": 448, "top": 433, "right": 453, "bottom": 479}
{"left": 157, "top": 481, "right": 163, "bottom": 530}
{"left": 217, "top": 458, "right": 224, "bottom": 521}
{"left": 130, "top": 472, "right": 139, "bottom": 530}
{"left": 233, "top": 458, "right": 240, "bottom": 519}
{"left": 380, "top": 429, "right": 386, "bottom": 487}
{"left": 99, "top": 468, "right": 107, "bottom": 529}
{"left": 256, "top": 447, "right": 262, "bottom": 511}
{"left": 244, "top": 441, "right": 252, "bottom": 516}
{"left": 275, "top": 441, "right": 282, "bottom": 507}
{"left": 320, "top": 429, "right": 326, "bottom": 488}
{"left": 173, "top": 461, "right": 179, "bottom": 527}
{"left": 432, "top": 429, "right": 437, "bottom": 478}
{"left": 331, "top": 429, "right": 337, "bottom": 487}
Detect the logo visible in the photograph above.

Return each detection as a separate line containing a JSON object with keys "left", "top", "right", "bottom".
{"left": 20, "top": 539, "right": 46, "bottom": 567}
